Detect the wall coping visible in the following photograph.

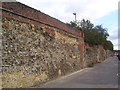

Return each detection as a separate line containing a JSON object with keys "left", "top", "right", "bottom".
{"left": 2, "top": 2, "right": 83, "bottom": 38}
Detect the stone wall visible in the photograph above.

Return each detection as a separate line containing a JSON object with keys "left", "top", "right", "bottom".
{"left": 84, "top": 43, "right": 114, "bottom": 67}
{"left": 2, "top": 17, "right": 83, "bottom": 88}
{"left": 1, "top": 2, "right": 113, "bottom": 88}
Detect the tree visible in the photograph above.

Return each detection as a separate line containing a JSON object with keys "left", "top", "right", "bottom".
{"left": 66, "top": 21, "right": 80, "bottom": 29}
{"left": 94, "top": 25, "right": 109, "bottom": 40}
{"left": 103, "top": 41, "right": 113, "bottom": 51}
{"left": 66, "top": 19, "right": 113, "bottom": 51}
{"left": 80, "top": 19, "right": 94, "bottom": 31}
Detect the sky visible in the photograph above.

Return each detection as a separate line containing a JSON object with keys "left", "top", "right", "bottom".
{"left": 17, "top": 0, "right": 119, "bottom": 50}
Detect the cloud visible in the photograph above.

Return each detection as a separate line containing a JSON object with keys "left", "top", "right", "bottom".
{"left": 17, "top": 0, "right": 119, "bottom": 23}
{"left": 108, "top": 27, "right": 118, "bottom": 40}
{"left": 108, "top": 27, "right": 119, "bottom": 50}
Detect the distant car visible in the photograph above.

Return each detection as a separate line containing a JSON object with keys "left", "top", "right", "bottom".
{"left": 117, "top": 50, "right": 120, "bottom": 60}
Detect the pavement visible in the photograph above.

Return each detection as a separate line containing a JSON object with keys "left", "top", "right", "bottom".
{"left": 37, "top": 56, "right": 119, "bottom": 88}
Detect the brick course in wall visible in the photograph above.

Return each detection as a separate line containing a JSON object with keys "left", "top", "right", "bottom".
{"left": 2, "top": 2, "right": 83, "bottom": 39}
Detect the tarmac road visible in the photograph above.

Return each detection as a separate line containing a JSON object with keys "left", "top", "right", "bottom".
{"left": 37, "top": 56, "right": 119, "bottom": 88}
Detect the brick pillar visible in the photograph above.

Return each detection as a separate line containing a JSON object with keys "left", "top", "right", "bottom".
{"left": 78, "top": 37, "right": 85, "bottom": 69}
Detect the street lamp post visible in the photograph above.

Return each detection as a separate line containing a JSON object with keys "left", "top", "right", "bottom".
{"left": 73, "top": 13, "right": 76, "bottom": 23}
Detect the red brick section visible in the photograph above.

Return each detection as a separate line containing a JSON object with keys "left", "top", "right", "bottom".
{"left": 2, "top": 2, "right": 83, "bottom": 39}
{"left": 85, "top": 43, "right": 104, "bottom": 50}
{"left": 2, "top": 2, "right": 85, "bottom": 62}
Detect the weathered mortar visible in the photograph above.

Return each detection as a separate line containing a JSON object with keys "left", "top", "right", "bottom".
{"left": 1, "top": 2, "right": 113, "bottom": 88}
{"left": 2, "top": 17, "right": 83, "bottom": 88}
{"left": 84, "top": 44, "right": 113, "bottom": 67}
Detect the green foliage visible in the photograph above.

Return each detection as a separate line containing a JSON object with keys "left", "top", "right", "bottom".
{"left": 79, "top": 19, "right": 94, "bottom": 30}
{"left": 102, "top": 41, "right": 113, "bottom": 50}
{"left": 66, "top": 19, "right": 113, "bottom": 51}
{"left": 66, "top": 21, "right": 80, "bottom": 29}
{"left": 87, "top": 62, "right": 94, "bottom": 67}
